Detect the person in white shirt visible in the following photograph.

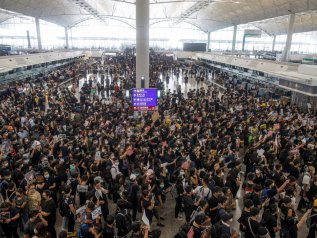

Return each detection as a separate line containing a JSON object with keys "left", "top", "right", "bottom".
{"left": 110, "top": 158, "right": 120, "bottom": 180}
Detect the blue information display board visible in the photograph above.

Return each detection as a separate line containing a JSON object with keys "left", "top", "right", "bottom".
{"left": 132, "top": 88, "right": 157, "bottom": 111}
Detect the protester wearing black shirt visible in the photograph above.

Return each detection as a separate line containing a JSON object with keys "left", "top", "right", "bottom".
{"left": 0, "top": 202, "right": 20, "bottom": 238}
{"left": 238, "top": 199, "right": 254, "bottom": 233}
{"left": 127, "top": 174, "right": 140, "bottom": 221}
{"left": 261, "top": 204, "right": 279, "bottom": 238}
{"left": 208, "top": 186, "right": 222, "bottom": 223}
{"left": 93, "top": 180, "right": 109, "bottom": 221}
{"left": 182, "top": 185, "right": 195, "bottom": 222}
{"left": 23, "top": 210, "right": 48, "bottom": 238}
{"left": 280, "top": 196, "right": 311, "bottom": 238}
{"left": 61, "top": 185, "right": 76, "bottom": 233}
{"left": 103, "top": 215, "right": 115, "bottom": 238}
{"left": 41, "top": 190, "right": 57, "bottom": 238}
{"left": 115, "top": 199, "right": 132, "bottom": 237}
{"left": 142, "top": 190, "right": 155, "bottom": 225}
{"left": 245, "top": 207, "right": 260, "bottom": 238}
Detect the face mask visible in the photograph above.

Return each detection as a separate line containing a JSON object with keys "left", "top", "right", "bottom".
{"left": 160, "top": 184, "right": 164, "bottom": 189}
{"left": 70, "top": 165, "right": 75, "bottom": 170}
{"left": 23, "top": 159, "right": 29, "bottom": 164}
{"left": 44, "top": 174, "right": 50, "bottom": 179}
{"left": 7, "top": 176, "right": 11, "bottom": 181}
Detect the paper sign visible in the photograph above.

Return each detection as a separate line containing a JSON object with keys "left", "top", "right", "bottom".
{"left": 25, "top": 171, "right": 35, "bottom": 184}
{"left": 76, "top": 205, "right": 86, "bottom": 215}
{"left": 53, "top": 136, "right": 59, "bottom": 143}
{"left": 91, "top": 206, "right": 102, "bottom": 220}
{"left": 58, "top": 134, "right": 66, "bottom": 140}
{"left": 257, "top": 149, "right": 265, "bottom": 157}
{"left": 95, "top": 151, "right": 101, "bottom": 160}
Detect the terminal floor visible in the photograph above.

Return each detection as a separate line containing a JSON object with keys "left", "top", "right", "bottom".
{"left": 57, "top": 71, "right": 309, "bottom": 238}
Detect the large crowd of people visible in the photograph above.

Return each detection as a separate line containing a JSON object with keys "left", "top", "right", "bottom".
{"left": 0, "top": 52, "right": 316, "bottom": 238}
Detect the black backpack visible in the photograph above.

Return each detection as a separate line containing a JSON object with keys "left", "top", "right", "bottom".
{"left": 117, "top": 210, "right": 132, "bottom": 234}
{"left": 174, "top": 222, "right": 192, "bottom": 238}
{"left": 59, "top": 197, "right": 70, "bottom": 217}
{"left": 210, "top": 222, "right": 222, "bottom": 238}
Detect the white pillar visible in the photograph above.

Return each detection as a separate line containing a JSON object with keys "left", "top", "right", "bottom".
{"left": 65, "top": 27, "right": 69, "bottom": 49}
{"left": 206, "top": 31, "right": 211, "bottom": 52}
{"left": 272, "top": 35, "right": 276, "bottom": 52}
{"left": 26, "top": 30, "right": 31, "bottom": 48}
{"left": 281, "top": 13, "right": 295, "bottom": 62}
{"left": 136, "top": 0, "right": 150, "bottom": 88}
{"left": 35, "top": 17, "right": 42, "bottom": 51}
{"left": 231, "top": 25, "right": 237, "bottom": 55}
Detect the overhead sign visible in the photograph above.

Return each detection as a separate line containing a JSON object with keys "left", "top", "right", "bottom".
{"left": 132, "top": 88, "right": 157, "bottom": 111}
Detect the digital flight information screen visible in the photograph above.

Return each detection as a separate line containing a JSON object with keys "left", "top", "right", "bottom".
{"left": 132, "top": 88, "right": 157, "bottom": 111}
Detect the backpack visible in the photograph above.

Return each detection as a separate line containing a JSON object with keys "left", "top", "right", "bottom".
{"left": 174, "top": 222, "right": 192, "bottom": 238}
{"left": 261, "top": 187, "right": 270, "bottom": 200}
{"left": 59, "top": 197, "right": 70, "bottom": 217}
{"left": 78, "top": 223, "right": 93, "bottom": 238}
{"left": 210, "top": 222, "right": 231, "bottom": 238}
{"left": 117, "top": 210, "right": 132, "bottom": 234}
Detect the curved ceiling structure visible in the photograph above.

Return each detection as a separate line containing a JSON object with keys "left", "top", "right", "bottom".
{"left": 0, "top": 0, "right": 317, "bottom": 35}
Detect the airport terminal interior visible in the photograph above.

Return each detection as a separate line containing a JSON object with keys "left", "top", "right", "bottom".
{"left": 1, "top": 0, "right": 317, "bottom": 238}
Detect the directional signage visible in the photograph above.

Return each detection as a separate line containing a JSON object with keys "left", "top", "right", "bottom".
{"left": 132, "top": 88, "right": 157, "bottom": 111}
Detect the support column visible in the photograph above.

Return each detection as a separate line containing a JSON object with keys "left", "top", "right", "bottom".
{"left": 281, "top": 13, "right": 295, "bottom": 62}
{"left": 242, "top": 34, "right": 246, "bottom": 51}
{"left": 65, "top": 27, "right": 69, "bottom": 49}
{"left": 272, "top": 35, "right": 276, "bottom": 52}
{"left": 231, "top": 25, "right": 237, "bottom": 55}
{"left": 136, "top": 0, "right": 149, "bottom": 88}
{"left": 206, "top": 31, "right": 211, "bottom": 52}
{"left": 35, "top": 17, "right": 42, "bottom": 51}
{"left": 26, "top": 30, "right": 31, "bottom": 48}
